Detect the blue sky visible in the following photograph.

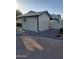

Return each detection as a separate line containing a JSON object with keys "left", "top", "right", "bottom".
{"left": 16, "top": 0, "right": 63, "bottom": 18}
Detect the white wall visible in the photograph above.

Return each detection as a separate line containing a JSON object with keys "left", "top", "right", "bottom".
{"left": 39, "top": 13, "right": 50, "bottom": 31}
{"left": 22, "top": 17, "right": 38, "bottom": 32}
{"left": 50, "top": 20, "right": 63, "bottom": 29}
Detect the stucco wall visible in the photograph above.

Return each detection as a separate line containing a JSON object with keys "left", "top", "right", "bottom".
{"left": 22, "top": 17, "right": 38, "bottom": 32}
{"left": 39, "top": 13, "right": 50, "bottom": 31}
{"left": 50, "top": 20, "right": 63, "bottom": 29}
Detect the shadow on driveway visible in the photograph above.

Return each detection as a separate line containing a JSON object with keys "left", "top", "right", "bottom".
{"left": 19, "top": 29, "right": 63, "bottom": 40}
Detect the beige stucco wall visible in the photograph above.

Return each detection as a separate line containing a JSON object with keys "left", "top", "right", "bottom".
{"left": 39, "top": 13, "right": 50, "bottom": 31}
{"left": 22, "top": 17, "right": 38, "bottom": 32}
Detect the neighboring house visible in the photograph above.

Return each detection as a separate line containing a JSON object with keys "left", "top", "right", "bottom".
{"left": 50, "top": 14, "right": 63, "bottom": 29}
{"left": 16, "top": 17, "right": 22, "bottom": 27}
{"left": 18, "top": 11, "right": 51, "bottom": 32}
{"left": 50, "top": 20, "right": 63, "bottom": 29}
{"left": 16, "top": 10, "right": 22, "bottom": 28}
{"left": 50, "top": 14, "right": 61, "bottom": 24}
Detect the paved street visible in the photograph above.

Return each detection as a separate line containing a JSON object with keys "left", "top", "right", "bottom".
{"left": 16, "top": 36, "right": 63, "bottom": 59}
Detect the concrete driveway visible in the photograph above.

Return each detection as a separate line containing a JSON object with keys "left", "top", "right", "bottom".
{"left": 16, "top": 36, "right": 63, "bottom": 59}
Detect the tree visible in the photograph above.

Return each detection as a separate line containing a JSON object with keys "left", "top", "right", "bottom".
{"left": 16, "top": 9, "right": 22, "bottom": 16}
{"left": 16, "top": 9, "right": 22, "bottom": 27}
{"left": 16, "top": 9, "right": 22, "bottom": 20}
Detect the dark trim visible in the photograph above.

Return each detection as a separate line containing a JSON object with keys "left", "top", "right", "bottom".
{"left": 19, "top": 15, "right": 38, "bottom": 18}
{"left": 37, "top": 16, "right": 40, "bottom": 32}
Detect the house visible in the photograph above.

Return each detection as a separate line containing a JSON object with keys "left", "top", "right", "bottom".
{"left": 16, "top": 17, "right": 22, "bottom": 27}
{"left": 16, "top": 10, "right": 22, "bottom": 28}
{"left": 50, "top": 14, "right": 61, "bottom": 24}
{"left": 17, "top": 10, "right": 63, "bottom": 32}
{"left": 50, "top": 14, "right": 63, "bottom": 29}
{"left": 18, "top": 11, "right": 51, "bottom": 32}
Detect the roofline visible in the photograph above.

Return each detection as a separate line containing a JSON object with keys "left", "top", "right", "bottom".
{"left": 17, "top": 11, "right": 51, "bottom": 18}
{"left": 39, "top": 11, "right": 51, "bottom": 18}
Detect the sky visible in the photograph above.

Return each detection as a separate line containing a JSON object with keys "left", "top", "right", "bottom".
{"left": 16, "top": 0, "right": 63, "bottom": 18}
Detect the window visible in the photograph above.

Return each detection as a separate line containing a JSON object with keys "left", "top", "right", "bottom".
{"left": 50, "top": 18, "right": 53, "bottom": 20}
{"left": 54, "top": 18, "right": 58, "bottom": 20}
{"left": 16, "top": 23, "right": 22, "bottom": 27}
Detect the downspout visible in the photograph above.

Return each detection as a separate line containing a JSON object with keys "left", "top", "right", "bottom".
{"left": 37, "top": 16, "right": 40, "bottom": 32}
